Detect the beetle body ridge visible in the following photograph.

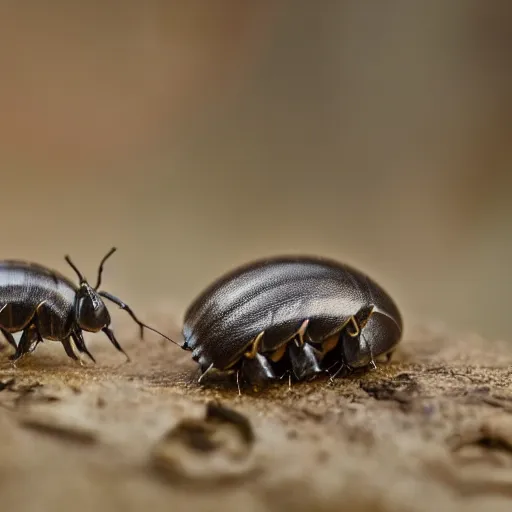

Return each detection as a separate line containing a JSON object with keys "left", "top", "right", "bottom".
{"left": 182, "top": 256, "right": 402, "bottom": 386}
{"left": 0, "top": 260, "right": 77, "bottom": 340}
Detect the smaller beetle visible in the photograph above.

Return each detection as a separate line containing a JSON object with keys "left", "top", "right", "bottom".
{"left": 181, "top": 255, "right": 403, "bottom": 390}
{"left": 0, "top": 248, "right": 178, "bottom": 364}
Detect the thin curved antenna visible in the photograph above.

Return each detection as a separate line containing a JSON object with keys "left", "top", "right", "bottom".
{"left": 65, "top": 255, "right": 85, "bottom": 283}
{"left": 98, "top": 291, "right": 182, "bottom": 347}
{"left": 95, "top": 247, "right": 117, "bottom": 290}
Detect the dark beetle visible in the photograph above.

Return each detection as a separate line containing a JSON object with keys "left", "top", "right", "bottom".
{"left": 182, "top": 256, "right": 403, "bottom": 387}
{"left": 0, "top": 248, "right": 176, "bottom": 364}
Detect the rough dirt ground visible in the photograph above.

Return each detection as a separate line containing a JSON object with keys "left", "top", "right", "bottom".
{"left": 1, "top": 317, "right": 512, "bottom": 512}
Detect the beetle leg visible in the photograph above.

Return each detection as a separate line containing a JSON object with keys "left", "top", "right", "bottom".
{"left": 264, "top": 320, "right": 312, "bottom": 364}
{"left": 198, "top": 363, "right": 215, "bottom": 384}
{"left": 8, "top": 324, "right": 40, "bottom": 363}
{"left": 358, "top": 332, "right": 376, "bottom": 370}
{"left": 384, "top": 350, "right": 395, "bottom": 363}
{"left": 0, "top": 329, "right": 17, "bottom": 350}
{"left": 29, "top": 323, "right": 44, "bottom": 353}
{"left": 102, "top": 327, "right": 131, "bottom": 362}
{"left": 321, "top": 333, "right": 340, "bottom": 356}
{"left": 241, "top": 353, "right": 277, "bottom": 387}
{"left": 71, "top": 331, "right": 96, "bottom": 363}
{"left": 276, "top": 369, "right": 294, "bottom": 390}
{"left": 345, "top": 316, "right": 361, "bottom": 337}
{"left": 329, "top": 362, "right": 352, "bottom": 382}
{"left": 244, "top": 331, "right": 264, "bottom": 359}
{"left": 236, "top": 369, "right": 242, "bottom": 396}
{"left": 269, "top": 343, "right": 287, "bottom": 363}
{"left": 61, "top": 337, "right": 84, "bottom": 366}
{"left": 296, "top": 319, "right": 310, "bottom": 346}
{"left": 287, "top": 341, "right": 323, "bottom": 381}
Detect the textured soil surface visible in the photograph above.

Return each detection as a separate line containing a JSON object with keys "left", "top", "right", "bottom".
{"left": 1, "top": 317, "right": 512, "bottom": 512}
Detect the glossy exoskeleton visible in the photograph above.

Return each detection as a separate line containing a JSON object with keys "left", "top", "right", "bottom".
{"left": 0, "top": 248, "right": 176, "bottom": 365}
{"left": 182, "top": 256, "right": 403, "bottom": 388}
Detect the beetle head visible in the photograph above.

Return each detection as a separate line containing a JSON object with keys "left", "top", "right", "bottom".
{"left": 63, "top": 248, "right": 180, "bottom": 348}
{"left": 342, "top": 311, "right": 401, "bottom": 368}
{"left": 65, "top": 248, "right": 116, "bottom": 332}
{"left": 75, "top": 283, "right": 111, "bottom": 332}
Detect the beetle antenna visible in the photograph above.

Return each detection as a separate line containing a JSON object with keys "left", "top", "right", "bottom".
{"left": 98, "top": 290, "right": 182, "bottom": 347}
{"left": 95, "top": 247, "right": 117, "bottom": 290}
{"left": 65, "top": 255, "right": 85, "bottom": 283}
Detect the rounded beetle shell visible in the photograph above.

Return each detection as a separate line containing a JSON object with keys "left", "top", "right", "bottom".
{"left": 183, "top": 256, "right": 402, "bottom": 372}
{"left": 0, "top": 260, "right": 77, "bottom": 339}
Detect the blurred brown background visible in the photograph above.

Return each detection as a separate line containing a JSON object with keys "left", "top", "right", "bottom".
{"left": 0, "top": 1, "right": 510, "bottom": 340}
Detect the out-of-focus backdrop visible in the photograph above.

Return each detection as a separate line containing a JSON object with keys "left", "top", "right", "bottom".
{"left": 0, "top": 1, "right": 510, "bottom": 340}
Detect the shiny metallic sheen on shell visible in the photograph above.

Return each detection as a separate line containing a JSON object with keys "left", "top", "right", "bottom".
{"left": 0, "top": 260, "right": 77, "bottom": 339}
{"left": 182, "top": 256, "right": 403, "bottom": 371}
{"left": 0, "top": 248, "right": 169, "bottom": 366}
